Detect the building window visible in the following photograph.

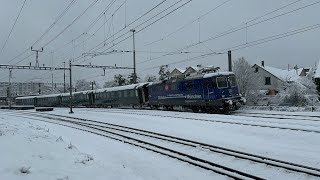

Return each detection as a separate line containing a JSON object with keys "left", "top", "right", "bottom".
{"left": 255, "top": 67, "right": 259, "bottom": 73}
{"left": 265, "top": 77, "right": 271, "bottom": 85}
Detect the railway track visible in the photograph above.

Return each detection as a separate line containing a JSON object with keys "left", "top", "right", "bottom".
{"left": 80, "top": 108, "right": 320, "bottom": 134}
{"left": 3, "top": 110, "right": 320, "bottom": 179}
{"left": 232, "top": 112, "right": 320, "bottom": 123}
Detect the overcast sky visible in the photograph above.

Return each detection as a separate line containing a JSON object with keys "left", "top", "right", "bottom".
{"left": 0, "top": 0, "right": 319, "bottom": 85}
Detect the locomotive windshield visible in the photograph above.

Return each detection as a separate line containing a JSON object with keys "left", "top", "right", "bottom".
{"left": 216, "top": 76, "right": 228, "bottom": 88}
{"left": 229, "top": 76, "right": 237, "bottom": 87}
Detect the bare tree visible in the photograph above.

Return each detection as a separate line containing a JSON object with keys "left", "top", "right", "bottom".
{"left": 159, "top": 65, "right": 170, "bottom": 81}
{"left": 114, "top": 74, "right": 127, "bottom": 86}
{"left": 75, "top": 79, "right": 91, "bottom": 91}
{"left": 233, "top": 57, "right": 261, "bottom": 104}
{"left": 103, "top": 81, "right": 115, "bottom": 88}
{"left": 145, "top": 74, "right": 157, "bottom": 82}
{"left": 127, "top": 73, "right": 140, "bottom": 84}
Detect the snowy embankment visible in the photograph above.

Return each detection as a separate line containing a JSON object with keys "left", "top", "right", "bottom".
{"left": 0, "top": 111, "right": 217, "bottom": 180}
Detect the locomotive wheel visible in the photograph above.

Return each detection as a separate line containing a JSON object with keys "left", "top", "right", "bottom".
{"left": 191, "top": 107, "right": 199, "bottom": 113}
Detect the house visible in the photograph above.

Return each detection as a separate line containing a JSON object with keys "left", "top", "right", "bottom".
{"left": 169, "top": 65, "right": 219, "bottom": 79}
{"left": 184, "top": 65, "right": 202, "bottom": 77}
{"left": 169, "top": 68, "right": 186, "bottom": 79}
{"left": 252, "top": 61, "right": 301, "bottom": 95}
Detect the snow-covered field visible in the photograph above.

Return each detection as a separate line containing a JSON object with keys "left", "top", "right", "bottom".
{"left": 1, "top": 108, "right": 320, "bottom": 179}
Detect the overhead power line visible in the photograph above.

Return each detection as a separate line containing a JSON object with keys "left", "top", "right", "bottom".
{"left": 41, "top": 0, "right": 100, "bottom": 48}
{"left": 141, "top": 22, "right": 320, "bottom": 71}
{"left": 31, "top": 0, "right": 76, "bottom": 47}
{"left": 69, "top": 0, "right": 170, "bottom": 63}
{"left": 82, "top": 0, "right": 192, "bottom": 62}
{"left": 137, "top": 0, "right": 320, "bottom": 65}
{"left": 83, "top": 0, "right": 170, "bottom": 55}
{"left": 144, "top": 0, "right": 233, "bottom": 46}
{"left": 7, "top": 0, "right": 77, "bottom": 64}
{"left": 0, "top": 0, "right": 27, "bottom": 57}
{"left": 40, "top": 0, "right": 120, "bottom": 63}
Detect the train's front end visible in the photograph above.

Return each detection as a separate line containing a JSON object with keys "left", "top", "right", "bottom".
{"left": 203, "top": 72, "right": 243, "bottom": 113}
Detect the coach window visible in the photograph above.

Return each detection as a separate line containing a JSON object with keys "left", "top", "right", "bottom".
{"left": 124, "top": 90, "right": 128, "bottom": 98}
{"left": 130, "top": 90, "right": 135, "bottom": 97}
{"left": 217, "top": 77, "right": 228, "bottom": 88}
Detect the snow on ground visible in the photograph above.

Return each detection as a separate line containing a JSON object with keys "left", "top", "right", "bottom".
{"left": 0, "top": 111, "right": 220, "bottom": 180}
{"left": 44, "top": 108, "right": 320, "bottom": 169}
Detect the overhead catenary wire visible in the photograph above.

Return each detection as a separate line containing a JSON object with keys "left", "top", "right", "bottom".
{"left": 82, "top": 0, "right": 170, "bottom": 55}
{"left": 0, "top": 0, "right": 27, "bottom": 57}
{"left": 40, "top": 0, "right": 124, "bottom": 65}
{"left": 79, "top": 0, "right": 193, "bottom": 64}
{"left": 69, "top": 0, "right": 171, "bottom": 63}
{"left": 41, "top": 0, "right": 100, "bottom": 48}
{"left": 73, "top": 0, "right": 193, "bottom": 80}
{"left": 137, "top": 0, "right": 320, "bottom": 65}
{"left": 7, "top": 0, "right": 77, "bottom": 64}
{"left": 140, "top": 22, "right": 320, "bottom": 71}
{"left": 144, "top": 0, "right": 233, "bottom": 46}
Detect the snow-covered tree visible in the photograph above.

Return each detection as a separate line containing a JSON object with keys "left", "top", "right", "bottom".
{"left": 145, "top": 75, "right": 157, "bottom": 82}
{"left": 114, "top": 74, "right": 127, "bottom": 86}
{"left": 159, "top": 65, "right": 170, "bottom": 81}
{"left": 103, "top": 81, "right": 116, "bottom": 88}
{"left": 75, "top": 79, "right": 91, "bottom": 91}
{"left": 233, "top": 57, "right": 262, "bottom": 104}
{"left": 127, "top": 73, "right": 140, "bottom": 84}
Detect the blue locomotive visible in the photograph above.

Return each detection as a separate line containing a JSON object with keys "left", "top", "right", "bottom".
{"left": 148, "top": 72, "right": 241, "bottom": 113}
{"left": 15, "top": 71, "right": 242, "bottom": 113}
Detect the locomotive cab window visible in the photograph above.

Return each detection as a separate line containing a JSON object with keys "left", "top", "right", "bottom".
{"left": 229, "top": 76, "right": 237, "bottom": 87}
{"left": 217, "top": 77, "right": 228, "bottom": 88}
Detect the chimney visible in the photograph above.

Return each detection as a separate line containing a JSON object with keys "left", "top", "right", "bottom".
{"left": 261, "top": 61, "right": 265, "bottom": 67}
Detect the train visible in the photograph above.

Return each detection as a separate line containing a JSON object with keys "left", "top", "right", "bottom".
{"left": 15, "top": 71, "right": 243, "bottom": 113}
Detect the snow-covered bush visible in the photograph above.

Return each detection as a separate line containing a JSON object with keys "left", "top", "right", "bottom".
{"left": 277, "top": 76, "right": 319, "bottom": 106}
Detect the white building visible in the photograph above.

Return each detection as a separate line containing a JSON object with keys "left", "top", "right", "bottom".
{"left": 252, "top": 61, "right": 302, "bottom": 95}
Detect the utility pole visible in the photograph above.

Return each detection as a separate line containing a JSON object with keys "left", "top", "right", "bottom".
{"left": 31, "top": 46, "right": 44, "bottom": 67}
{"left": 69, "top": 60, "right": 73, "bottom": 114}
{"left": 51, "top": 73, "right": 54, "bottom": 91}
{"left": 130, "top": 29, "right": 137, "bottom": 83}
{"left": 91, "top": 81, "right": 95, "bottom": 90}
{"left": 8, "top": 69, "right": 12, "bottom": 109}
{"left": 228, "top": 50, "right": 232, "bottom": 72}
{"left": 63, "top": 62, "right": 66, "bottom": 93}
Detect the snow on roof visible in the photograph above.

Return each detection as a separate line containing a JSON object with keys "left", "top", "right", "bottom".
{"left": 172, "top": 68, "right": 186, "bottom": 73}
{"left": 203, "top": 71, "right": 235, "bottom": 78}
{"left": 94, "top": 83, "right": 145, "bottom": 93}
{"left": 16, "top": 93, "right": 62, "bottom": 99}
{"left": 314, "top": 61, "right": 320, "bottom": 78}
{"left": 297, "top": 68, "right": 304, "bottom": 76}
{"left": 256, "top": 64, "right": 300, "bottom": 82}
{"left": 15, "top": 96, "right": 37, "bottom": 100}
